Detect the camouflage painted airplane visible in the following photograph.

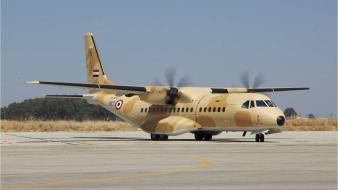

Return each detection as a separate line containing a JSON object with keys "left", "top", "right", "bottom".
{"left": 26, "top": 33, "right": 309, "bottom": 142}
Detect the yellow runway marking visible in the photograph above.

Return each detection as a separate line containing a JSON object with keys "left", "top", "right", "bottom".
{"left": 3, "top": 151, "right": 210, "bottom": 189}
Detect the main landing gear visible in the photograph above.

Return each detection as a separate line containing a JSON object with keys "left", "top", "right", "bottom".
{"left": 255, "top": 133, "right": 265, "bottom": 142}
{"left": 150, "top": 134, "right": 168, "bottom": 141}
{"left": 194, "top": 133, "right": 213, "bottom": 141}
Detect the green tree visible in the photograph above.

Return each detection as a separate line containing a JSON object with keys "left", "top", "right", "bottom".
{"left": 284, "top": 107, "right": 297, "bottom": 118}
{"left": 1, "top": 98, "right": 117, "bottom": 121}
{"left": 307, "top": 113, "right": 315, "bottom": 119}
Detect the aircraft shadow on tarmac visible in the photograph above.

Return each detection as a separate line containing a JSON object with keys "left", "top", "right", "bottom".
{"left": 72, "top": 136, "right": 286, "bottom": 143}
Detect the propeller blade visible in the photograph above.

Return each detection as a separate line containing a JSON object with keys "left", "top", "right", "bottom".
{"left": 152, "top": 77, "right": 163, "bottom": 86}
{"left": 177, "top": 75, "right": 192, "bottom": 87}
{"left": 165, "top": 67, "right": 176, "bottom": 87}
{"left": 240, "top": 71, "right": 250, "bottom": 88}
{"left": 252, "top": 73, "right": 266, "bottom": 88}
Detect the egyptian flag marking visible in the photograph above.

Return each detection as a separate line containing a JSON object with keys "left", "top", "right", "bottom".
{"left": 92, "top": 69, "right": 100, "bottom": 77}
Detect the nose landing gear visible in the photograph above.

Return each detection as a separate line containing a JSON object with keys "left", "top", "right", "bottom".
{"left": 255, "top": 133, "right": 265, "bottom": 142}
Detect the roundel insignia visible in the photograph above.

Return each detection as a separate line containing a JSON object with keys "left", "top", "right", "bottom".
{"left": 115, "top": 100, "right": 123, "bottom": 110}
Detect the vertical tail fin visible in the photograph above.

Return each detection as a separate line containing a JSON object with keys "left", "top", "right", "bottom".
{"left": 84, "top": 33, "right": 112, "bottom": 87}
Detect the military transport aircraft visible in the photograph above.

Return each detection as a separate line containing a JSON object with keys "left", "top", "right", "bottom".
{"left": 26, "top": 33, "right": 309, "bottom": 142}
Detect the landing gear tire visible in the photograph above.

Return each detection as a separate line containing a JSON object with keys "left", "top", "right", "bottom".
{"left": 159, "top": 135, "right": 168, "bottom": 141}
{"left": 260, "top": 134, "right": 265, "bottom": 142}
{"left": 194, "top": 133, "right": 204, "bottom": 141}
{"left": 151, "top": 134, "right": 160, "bottom": 141}
{"left": 194, "top": 133, "right": 213, "bottom": 141}
{"left": 150, "top": 134, "right": 168, "bottom": 141}
{"left": 255, "top": 133, "right": 265, "bottom": 142}
{"left": 204, "top": 134, "right": 213, "bottom": 141}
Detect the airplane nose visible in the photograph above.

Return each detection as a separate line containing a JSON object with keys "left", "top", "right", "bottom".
{"left": 277, "top": 116, "right": 285, "bottom": 126}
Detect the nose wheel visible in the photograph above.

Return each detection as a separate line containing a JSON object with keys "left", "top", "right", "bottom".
{"left": 255, "top": 133, "right": 265, "bottom": 142}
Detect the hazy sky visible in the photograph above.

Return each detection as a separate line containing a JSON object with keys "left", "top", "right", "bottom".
{"left": 1, "top": 0, "right": 337, "bottom": 118}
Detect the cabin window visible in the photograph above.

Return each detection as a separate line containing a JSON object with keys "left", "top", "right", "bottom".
{"left": 271, "top": 101, "right": 277, "bottom": 107}
{"left": 250, "top": 100, "right": 255, "bottom": 108}
{"left": 190, "top": 107, "right": 193, "bottom": 112}
{"left": 208, "top": 107, "right": 211, "bottom": 112}
{"left": 213, "top": 107, "right": 216, "bottom": 112}
{"left": 264, "top": 100, "right": 275, "bottom": 107}
{"left": 218, "top": 107, "right": 221, "bottom": 112}
{"left": 145, "top": 108, "right": 148, "bottom": 112}
{"left": 141, "top": 108, "right": 144, "bottom": 112}
{"left": 186, "top": 107, "right": 189, "bottom": 112}
{"left": 177, "top": 108, "right": 180, "bottom": 112}
{"left": 256, "top": 100, "right": 267, "bottom": 107}
{"left": 241, "top": 100, "right": 250, "bottom": 109}
{"left": 199, "top": 107, "right": 202, "bottom": 112}
{"left": 204, "top": 107, "right": 207, "bottom": 112}
{"left": 222, "top": 107, "right": 226, "bottom": 112}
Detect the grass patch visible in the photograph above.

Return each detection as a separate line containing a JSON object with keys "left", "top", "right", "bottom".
{"left": 0, "top": 120, "right": 137, "bottom": 132}
{"left": 0, "top": 119, "right": 336, "bottom": 132}
{"left": 283, "top": 118, "right": 337, "bottom": 131}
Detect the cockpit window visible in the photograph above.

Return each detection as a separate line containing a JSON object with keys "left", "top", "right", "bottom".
{"left": 250, "top": 100, "right": 255, "bottom": 108}
{"left": 264, "top": 100, "right": 276, "bottom": 107}
{"left": 241, "top": 100, "right": 250, "bottom": 109}
{"left": 256, "top": 100, "right": 267, "bottom": 107}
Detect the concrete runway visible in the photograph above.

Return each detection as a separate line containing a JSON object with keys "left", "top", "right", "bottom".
{"left": 1, "top": 131, "right": 337, "bottom": 190}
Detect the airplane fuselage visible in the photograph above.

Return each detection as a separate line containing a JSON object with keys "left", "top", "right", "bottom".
{"left": 92, "top": 87, "right": 285, "bottom": 136}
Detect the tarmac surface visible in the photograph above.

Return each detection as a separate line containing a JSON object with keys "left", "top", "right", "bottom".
{"left": 1, "top": 131, "right": 337, "bottom": 190}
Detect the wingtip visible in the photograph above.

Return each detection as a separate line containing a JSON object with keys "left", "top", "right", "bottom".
{"left": 25, "top": 80, "right": 40, "bottom": 84}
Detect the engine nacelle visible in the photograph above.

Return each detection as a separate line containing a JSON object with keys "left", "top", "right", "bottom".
{"left": 139, "top": 86, "right": 168, "bottom": 105}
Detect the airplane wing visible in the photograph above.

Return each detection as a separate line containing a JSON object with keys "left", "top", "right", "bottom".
{"left": 25, "top": 81, "right": 147, "bottom": 95}
{"left": 247, "top": 87, "right": 310, "bottom": 93}
{"left": 211, "top": 87, "right": 309, "bottom": 93}
{"left": 26, "top": 81, "right": 309, "bottom": 96}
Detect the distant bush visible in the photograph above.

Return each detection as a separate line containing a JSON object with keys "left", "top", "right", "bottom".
{"left": 284, "top": 107, "right": 297, "bottom": 118}
{"left": 307, "top": 113, "right": 316, "bottom": 119}
{"left": 1, "top": 98, "right": 117, "bottom": 121}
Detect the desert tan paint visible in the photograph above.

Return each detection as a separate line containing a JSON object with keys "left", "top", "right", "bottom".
{"left": 91, "top": 91, "right": 284, "bottom": 135}
{"left": 84, "top": 32, "right": 112, "bottom": 93}
{"left": 81, "top": 32, "right": 285, "bottom": 135}
{"left": 30, "top": 33, "right": 284, "bottom": 136}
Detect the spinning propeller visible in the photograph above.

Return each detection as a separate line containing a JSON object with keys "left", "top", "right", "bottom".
{"left": 240, "top": 71, "right": 266, "bottom": 89}
{"left": 153, "top": 67, "right": 192, "bottom": 104}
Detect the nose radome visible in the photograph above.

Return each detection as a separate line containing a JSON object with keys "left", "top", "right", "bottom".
{"left": 277, "top": 116, "right": 285, "bottom": 126}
